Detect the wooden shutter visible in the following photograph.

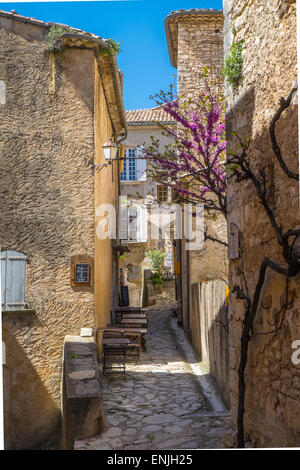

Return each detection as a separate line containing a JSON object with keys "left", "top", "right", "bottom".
{"left": 128, "top": 207, "right": 138, "bottom": 242}
{"left": 137, "top": 206, "right": 148, "bottom": 242}
{"left": 136, "top": 146, "right": 147, "bottom": 181}
{"left": 1, "top": 250, "right": 26, "bottom": 311}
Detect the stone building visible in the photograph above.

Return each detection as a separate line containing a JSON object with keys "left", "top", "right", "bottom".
{"left": 0, "top": 10, "right": 126, "bottom": 449}
{"left": 164, "top": 9, "right": 230, "bottom": 406}
{"left": 119, "top": 106, "right": 176, "bottom": 307}
{"left": 224, "top": 0, "right": 300, "bottom": 446}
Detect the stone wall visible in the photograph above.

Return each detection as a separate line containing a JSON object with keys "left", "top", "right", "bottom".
{"left": 190, "top": 280, "right": 230, "bottom": 407}
{"left": 177, "top": 15, "right": 224, "bottom": 97}
{"left": 62, "top": 336, "right": 104, "bottom": 450}
{"left": 224, "top": 0, "right": 300, "bottom": 447}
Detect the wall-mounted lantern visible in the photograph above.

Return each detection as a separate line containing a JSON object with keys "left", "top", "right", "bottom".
{"left": 92, "top": 139, "right": 119, "bottom": 173}
{"left": 102, "top": 139, "right": 118, "bottom": 161}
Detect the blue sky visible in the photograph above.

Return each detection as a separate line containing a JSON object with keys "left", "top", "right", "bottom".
{"left": 0, "top": 1, "right": 222, "bottom": 109}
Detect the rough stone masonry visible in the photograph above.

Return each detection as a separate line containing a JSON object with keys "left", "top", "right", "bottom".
{"left": 224, "top": 0, "right": 300, "bottom": 447}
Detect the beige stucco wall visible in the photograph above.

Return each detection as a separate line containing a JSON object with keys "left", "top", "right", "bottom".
{"left": 0, "top": 20, "right": 119, "bottom": 449}
{"left": 224, "top": 0, "right": 300, "bottom": 447}
{"left": 94, "top": 56, "right": 119, "bottom": 331}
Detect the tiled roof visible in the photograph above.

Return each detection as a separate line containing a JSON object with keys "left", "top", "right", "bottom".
{"left": 0, "top": 9, "right": 103, "bottom": 39}
{"left": 168, "top": 8, "right": 222, "bottom": 16}
{"left": 126, "top": 106, "right": 176, "bottom": 125}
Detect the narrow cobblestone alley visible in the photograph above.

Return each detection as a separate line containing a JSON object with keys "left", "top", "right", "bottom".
{"left": 74, "top": 304, "right": 231, "bottom": 450}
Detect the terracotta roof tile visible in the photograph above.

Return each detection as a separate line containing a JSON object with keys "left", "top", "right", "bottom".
{"left": 0, "top": 9, "right": 103, "bottom": 39}
{"left": 126, "top": 105, "right": 176, "bottom": 125}
{"left": 168, "top": 8, "right": 222, "bottom": 16}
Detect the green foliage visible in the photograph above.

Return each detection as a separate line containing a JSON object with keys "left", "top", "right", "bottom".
{"left": 106, "top": 38, "right": 121, "bottom": 55}
{"left": 99, "top": 38, "right": 121, "bottom": 57}
{"left": 151, "top": 271, "right": 164, "bottom": 287}
{"left": 45, "top": 25, "right": 73, "bottom": 52}
{"left": 223, "top": 32, "right": 244, "bottom": 89}
{"left": 146, "top": 250, "right": 166, "bottom": 273}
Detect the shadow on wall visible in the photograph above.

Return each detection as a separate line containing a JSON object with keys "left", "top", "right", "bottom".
{"left": 190, "top": 280, "right": 230, "bottom": 408}
{"left": 226, "top": 82, "right": 300, "bottom": 446}
{"left": 3, "top": 317, "right": 61, "bottom": 450}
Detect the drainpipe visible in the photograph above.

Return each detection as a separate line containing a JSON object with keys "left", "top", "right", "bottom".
{"left": 114, "top": 129, "right": 128, "bottom": 310}
{"left": 186, "top": 248, "right": 190, "bottom": 336}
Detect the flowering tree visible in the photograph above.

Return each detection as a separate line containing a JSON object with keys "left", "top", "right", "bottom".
{"left": 145, "top": 73, "right": 227, "bottom": 218}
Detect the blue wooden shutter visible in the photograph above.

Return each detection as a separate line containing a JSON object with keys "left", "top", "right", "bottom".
{"left": 136, "top": 146, "right": 147, "bottom": 181}
{"left": 1, "top": 251, "right": 26, "bottom": 311}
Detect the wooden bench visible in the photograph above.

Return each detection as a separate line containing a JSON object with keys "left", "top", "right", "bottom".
{"left": 114, "top": 307, "right": 146, "bottom": 323}
{"left": 106, "top": 324, "right": 147, "bottom": 350}
{"left": 120, "top": 318, "right": 147, "bottom": 327}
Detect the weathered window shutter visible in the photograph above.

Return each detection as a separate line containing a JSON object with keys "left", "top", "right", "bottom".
{"left": 136, "top": 146, "right": 147, "bottom": 181}
{"left": 1, "top": 250, "right": 26, "bottom": 311}
{"left": 128, "top": 207, "right": 138, "bottom": 242}
{"left": 137, "top": 206, "right": 148, "bottom": 242}
{"left": 119, "top": 202, "right": 128, "bottom": 241}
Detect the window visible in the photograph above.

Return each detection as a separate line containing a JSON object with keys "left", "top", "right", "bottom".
{"left": 157, "top": 185, "right": 169, "bottom": 202}
{"left": 1, "top": 250, "right": 26, "bottom": 311}
{"left": 120, "top": 204, "right": 148, "bottom": 243}
{"left": 120, "top": 147, "right": 146, "bottom": 182}
{"left": 121, "top": 148, "right": 136, "bottom": 181}
{"left": 75, "top": 264, "right": 89, "bottom": 283}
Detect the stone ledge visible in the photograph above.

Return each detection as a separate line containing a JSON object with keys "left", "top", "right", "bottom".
{"left": 62, "top": 336, "right": 104, "bottom": 449}
{"left": 2, "top": 309, "right": 36, "bottom": 315}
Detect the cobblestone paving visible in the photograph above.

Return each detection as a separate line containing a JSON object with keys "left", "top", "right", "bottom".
{"left": 74, "top": 304, "right": 231, "bottom": 450}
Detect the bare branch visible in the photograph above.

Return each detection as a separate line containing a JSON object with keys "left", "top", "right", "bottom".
{"left": 269, "top": 83, "right": 299, "bottom": 181}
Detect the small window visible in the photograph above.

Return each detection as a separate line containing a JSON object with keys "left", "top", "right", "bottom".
{"left": 75, "top": 264, "right": 89, "bottom": 283}
{"left": 70, "top": 255, "right": 93, "bottom": 288}
{"left": 1, "top": 250, "right": 26, "bottom": 311}
{"left": 157, "top": 185, "right": 169, "bottom": 202}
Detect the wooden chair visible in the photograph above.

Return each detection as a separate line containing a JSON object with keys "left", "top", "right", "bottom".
{"left": 101, "top": 331, "right": 128, "bottom": 376}
{"left": 102, "top": 329, "right": 140, "bottom": 364}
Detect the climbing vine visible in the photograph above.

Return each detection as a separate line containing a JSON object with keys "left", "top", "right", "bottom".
{"left": 223, "top": 28, "right": 244, "bottom": 89}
